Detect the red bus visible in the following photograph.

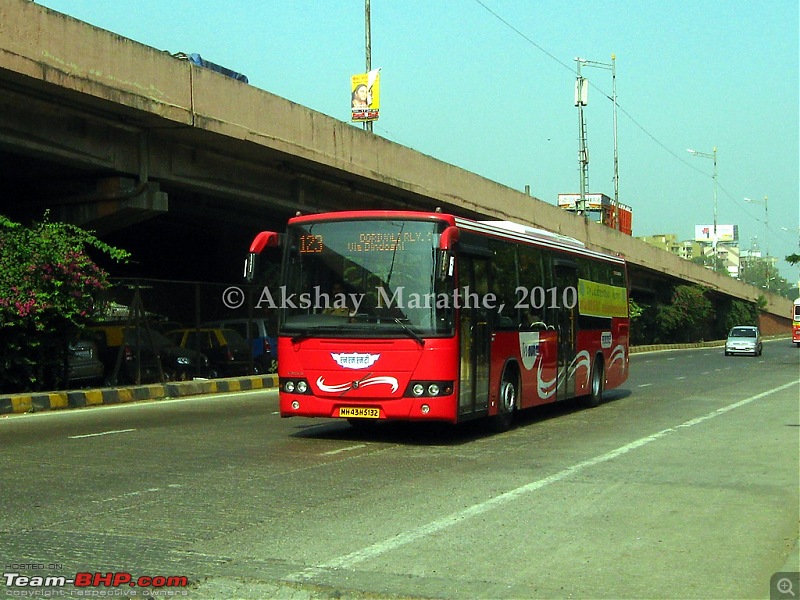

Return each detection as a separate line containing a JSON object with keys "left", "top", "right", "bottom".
{"left": 247, "top": 211, "right": 629, "bottom": 431}
{"left": 793, "top": 298, "right": 800, "bottom": 346}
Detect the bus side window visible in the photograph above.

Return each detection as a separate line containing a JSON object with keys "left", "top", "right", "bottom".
{"left": 489, "top": 238, "right": 519, "bottom": 330}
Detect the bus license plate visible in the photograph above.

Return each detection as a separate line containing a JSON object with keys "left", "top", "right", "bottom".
{"left": 338, "top": 407, "right": 380, "bottom": 419}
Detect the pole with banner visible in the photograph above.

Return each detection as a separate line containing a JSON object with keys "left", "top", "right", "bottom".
{"left": 351, "top": 69, "right": 381, "bottom": 125}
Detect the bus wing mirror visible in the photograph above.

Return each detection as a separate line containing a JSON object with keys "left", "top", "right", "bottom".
{"left": 437, "top": 250, "right": 455, "bottom": 281}
{"left": 245, "top": 231, "right": 281, "bottom": 282}
{"left": 439, "top": 226, "right": 459, "bottom": 251}
{"left": 437, "top": 226, "right": 458, "bottom": 280}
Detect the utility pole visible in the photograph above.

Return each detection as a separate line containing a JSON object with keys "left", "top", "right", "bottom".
{"left": 574, "top": 58, "right": 589, "bottom": 216}
{"left": 611, "top": 55, "right": 618, "bottom": 230}
{"left": 364, "top": 0, "right": 372, "bottom": 133}
{"left": 687, "top": 147, "right": 718, "bottom": 253}
{"left": 575, "top": 55, "right": 619, "bottom": 227}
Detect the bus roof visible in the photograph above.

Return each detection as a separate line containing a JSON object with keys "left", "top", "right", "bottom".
{"left": 287, "top": 210, "right": 624, "bottom": 264}
{"left": 474, "top": 220, "right": 585, "bottom": 248}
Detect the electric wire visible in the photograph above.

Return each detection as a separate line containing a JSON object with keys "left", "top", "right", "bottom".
{"left": 473, "top": 0, "right": 798, "bottom": 254}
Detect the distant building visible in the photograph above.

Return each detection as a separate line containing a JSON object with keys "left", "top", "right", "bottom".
{"left": 637, "top": 225, "right": 743, "bottom": 278}
{"left": 557, "top": 193, "right": 632, "bottom": 236}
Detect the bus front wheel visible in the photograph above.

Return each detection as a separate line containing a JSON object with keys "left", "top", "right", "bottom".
{"left": 489, "top": 369, "right": 518, "bottom": 432}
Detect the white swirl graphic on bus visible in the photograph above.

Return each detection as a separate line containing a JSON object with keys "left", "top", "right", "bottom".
{"left": 537, "top": 358, "right": 557, "bottom": 399}
{"left": 608, "top": 344, "right": 627, "bottom": 373}
{"left": 536, "top": 349, "right": 593, "bottom": 399}
{"left": 316, "top": 376, "right": 399, "bottom": 394}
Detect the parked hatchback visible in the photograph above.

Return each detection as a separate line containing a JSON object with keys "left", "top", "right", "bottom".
{"left": 724, "top": 326, "right": 763, "bottom": 356}
{"left": 88, "top": 325, "right": 209, "bottom": 383}
{"left": 202, "top": 317, "right": 277, "bottom": 371}
{"left": 66, "top": 338, "right": 105, "bottom": 387}
{"left": 166, "top": 328, "right": 254, "bottom": 377}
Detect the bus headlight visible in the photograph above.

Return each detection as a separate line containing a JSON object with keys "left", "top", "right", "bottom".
{"left": 405, "top": 381, "right": 453, "bottom": 397}
{"left": 282, "top": 378, "right": 311, "bottom": 394}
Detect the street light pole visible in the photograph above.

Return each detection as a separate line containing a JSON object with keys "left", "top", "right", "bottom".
{"left": 744, "top": 196, "right": 769, "bottom": 256}
{"left": 687, "top": 147, "right": 718, "bottom": 253}
{"left": 746, "top": 195, "right": 770, "bottom": 290}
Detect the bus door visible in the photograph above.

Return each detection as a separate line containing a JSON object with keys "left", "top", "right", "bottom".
{"left": 553, "top": 261, "right": 578, "bottom": 400}
{"left": 458, "top": 255, "right": 491, "bottom": 416}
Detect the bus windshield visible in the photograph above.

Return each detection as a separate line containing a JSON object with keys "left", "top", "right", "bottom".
{"left": 281, "top": 219, "right": 453, "bottom": 337}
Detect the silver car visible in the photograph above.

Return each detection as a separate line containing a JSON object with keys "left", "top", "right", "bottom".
{"left": 724, "top": 326, "right": 763, "bottom": 356}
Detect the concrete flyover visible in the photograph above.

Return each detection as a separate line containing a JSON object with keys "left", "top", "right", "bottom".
{"left": 0, "top": 0, "right": 791, "bottom": 330}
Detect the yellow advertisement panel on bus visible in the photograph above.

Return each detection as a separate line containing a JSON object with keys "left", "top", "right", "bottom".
{"left": 578, "top": 279, "right": 628, "bottom": 318}
{"left": 351, "top": 69, "right": 380, "bottom": 122}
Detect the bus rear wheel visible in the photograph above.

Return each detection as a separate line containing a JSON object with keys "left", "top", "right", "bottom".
{"left": 584, "top": 357, "right": 604, "bottom": 408}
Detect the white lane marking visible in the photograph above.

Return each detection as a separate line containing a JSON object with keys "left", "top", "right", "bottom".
{"left": 92, "top": 487, "right": 162, "bottom": 504}
{"left": 321, "top": 444, "right": 367, "bottom": 456}
{"left": 676, "top": 376, "right": 687, "bottom": 380}
{"left": 638, "top": 383, "right": 653, "bottom": 388}
{"left": 68, "top": 428, "right": 136, "bottom": 439}
{"left": 287, "top": 379, "right": 798, "bottom": 582}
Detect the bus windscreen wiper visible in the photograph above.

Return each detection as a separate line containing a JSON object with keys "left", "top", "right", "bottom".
{"left": 394, "top": 318, "right": 425, "bottom": 346}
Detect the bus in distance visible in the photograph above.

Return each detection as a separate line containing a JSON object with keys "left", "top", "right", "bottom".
{"left": 793, "top": 297, "right": 800, "bottom": 346}
{"left": 246, "top": 210, "right": 629, "bottom": 431}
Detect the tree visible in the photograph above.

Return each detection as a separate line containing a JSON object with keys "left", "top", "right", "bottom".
{"left": 656, "top": 285, "right": 714, "bottom": 343}
{"left": 740, "top": 255, "right": 796, "bottom": 299}
{"left": 690, "top": 254, "right": 730, "bottom": 276}
{"left": 719, "top": 299, "right": 759, "bottom": 335}
{"left": 0, "top": 213, "right": 129, "bottom": 392}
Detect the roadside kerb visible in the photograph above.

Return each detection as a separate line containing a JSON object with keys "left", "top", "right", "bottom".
{"left": 0, "top": 374, "right": 279, "bottom": 415}
{"left": 629, "top": 334, "right": 789, "bottom": 354}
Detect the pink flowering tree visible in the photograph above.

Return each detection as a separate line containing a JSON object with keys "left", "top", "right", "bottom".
{"left": 0, "top": 213, "right": 129, "bottom": 392}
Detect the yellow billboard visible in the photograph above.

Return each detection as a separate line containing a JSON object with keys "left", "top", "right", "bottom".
{"left": 578, "top": 279, "right": 628, "bottom": 318}
{"left": 351, "top": 69, "right": 380, "bottom": 122}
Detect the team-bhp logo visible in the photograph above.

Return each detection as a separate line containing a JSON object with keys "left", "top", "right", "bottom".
{"left": 331, "top": 352, "right": 380, "bottom": 369}
{"left": 3, "top": 570, "right": 189, "bottom": 591}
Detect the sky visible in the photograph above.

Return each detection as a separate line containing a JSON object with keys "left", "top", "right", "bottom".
{"left": 35, "top": 0, "right": 800, "bottom": 283}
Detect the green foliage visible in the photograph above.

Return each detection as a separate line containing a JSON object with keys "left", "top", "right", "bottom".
{"left": 741, "top": 255, "right": 797, "bottom": 299}
{"left": 0, "top": 213, "right": 129, "bottom": 392}
{"left": 655, "top": 285, "right": 714, "bottom": 343}
{"left": 719, "top": 299, "right": 758, "bottom": 334}
{"left": 690, "top": 254, "right": 730, "bottom": 276}
{"left": 628, "top": 298, "right": 644, "bottom": 320}
{"left": 786, "top": 253, "right": 800, "bottom": 266}
{"left": 629, "top": 300, "right": 658, "bottom": 345}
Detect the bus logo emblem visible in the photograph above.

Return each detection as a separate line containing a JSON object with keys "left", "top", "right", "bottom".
{"left": 331, "top": 352, "right": 381, "bottom": 369}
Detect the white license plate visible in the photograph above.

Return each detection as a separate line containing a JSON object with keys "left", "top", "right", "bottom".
{"left": 338, "top": 407, "right": 380, "bottom": 419}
